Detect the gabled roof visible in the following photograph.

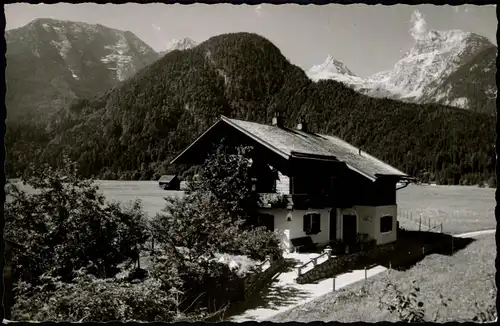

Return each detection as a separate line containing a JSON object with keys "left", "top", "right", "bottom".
{"left": 222, "top": 116, "right": 410, "bottom": 181}
{"left": 158, "top": 175, "right": 177, "bottom": 183}
{"left": 172, "top": 116, "right": 413, "bottom": 182}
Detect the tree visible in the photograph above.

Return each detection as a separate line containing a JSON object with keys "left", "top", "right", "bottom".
{"left": 4, "top": 157, "right": 150, "bottom": 283}
{"left": 150, "top": 143, "right": 281, "bottom": 311}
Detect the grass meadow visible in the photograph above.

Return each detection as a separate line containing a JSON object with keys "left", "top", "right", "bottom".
{"left": 270, "top": 233, "right": 496, "bottom": 323}
{"left": 396, "top": 184, "right": 495, "bottom": 234}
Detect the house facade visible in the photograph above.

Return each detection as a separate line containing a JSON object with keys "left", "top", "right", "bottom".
{"left": 171, "top": 115, "right": 414, "bottom": 252}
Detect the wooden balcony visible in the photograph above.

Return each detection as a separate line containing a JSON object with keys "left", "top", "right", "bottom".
{"left": 257, "top": 193, "right": 353, "bottom": 209}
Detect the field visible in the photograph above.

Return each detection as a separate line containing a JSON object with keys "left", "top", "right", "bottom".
{"left": 7, "top": 181, "right": 495, "bottom": 234}
{"left": 269, "top": 233, "right": 496, "bottom": 323}
{"left": 95, "top": 180, "right": 184, "bottom": 219}
{"left": 396, "top": 184, "right": 495, "bottom": 235}
{"left": 96, "top": 182, "right": 496, "bottom": 234}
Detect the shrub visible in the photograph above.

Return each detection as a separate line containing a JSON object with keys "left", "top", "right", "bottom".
{"left": 378, "top": 280, "right": 443, "bottom": 322}
{"left": 12, "top": 272, "right": 180, "bottom": 322}
{"left": 4, "top": 157, "right": 150, "bottom": 283}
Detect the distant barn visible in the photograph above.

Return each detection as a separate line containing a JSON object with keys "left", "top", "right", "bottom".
{"left": 158, "top": 175, "right": 180, "bottom": 190}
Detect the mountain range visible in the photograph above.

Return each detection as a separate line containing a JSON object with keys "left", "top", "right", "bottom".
{"left": 5, "top": 18, "right": 160, "bottom": 122}
{"left": 4, "top": 19, "right": 496, "bottom": 186}
{"left": 307, "top": 29, "right": 497, "bottom": 114}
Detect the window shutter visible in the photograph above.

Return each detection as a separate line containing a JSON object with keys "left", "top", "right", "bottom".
{"left": 312, "top": 214, "right": 321, "bottom": 233}
{"left": 303, "top": 215, "right": 311, "bottom": 233}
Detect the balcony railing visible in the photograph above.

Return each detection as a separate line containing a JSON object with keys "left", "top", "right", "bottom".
{"left": 257, "top": 192, "right": 353, "bottom": 209}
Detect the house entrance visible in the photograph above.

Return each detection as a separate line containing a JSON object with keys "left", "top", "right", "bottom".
{"left": 342, "top": 214, "right": 357, "bottom": 245}
{"left": 329, "top": 209, "right": 337, "bottom": 241}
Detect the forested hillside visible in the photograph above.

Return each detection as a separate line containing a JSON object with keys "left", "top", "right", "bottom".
{"left": 6, "top": 32, "right": 496, "bottom": 185}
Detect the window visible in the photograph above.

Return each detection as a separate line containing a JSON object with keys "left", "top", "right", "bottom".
{"left": 380, "top": 215, "right": 393, "bottom": 233}
{"left": 303, "top": 213, "right": 321, "bottom": 235}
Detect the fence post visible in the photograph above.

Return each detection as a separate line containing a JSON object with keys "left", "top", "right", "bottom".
{"left": 440, "top": 222, "right": 443, "bottom": 233}
{"left": 364, "top": 267, "right": 367, "bottom": 280}
{"left": 332, "top": 277, "right": 336, "bottom": 291}
{"left": 428, "top": 217, "right": 431, "bottom": 230}
{"left": 389, "top": 261, "right": 392, "bottom": 270}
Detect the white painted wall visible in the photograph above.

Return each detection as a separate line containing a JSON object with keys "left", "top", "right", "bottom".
{"left": 374, "top": 205, "right": 398, "bottom": 245}
{"left": 340, "top": 205, "right": 397, "bottom": 245}
{"left": 260, "top": 207, "right": 334, "bottom": 251}
{"left": 260, "top": 204, "right": 397, "bottom": 251}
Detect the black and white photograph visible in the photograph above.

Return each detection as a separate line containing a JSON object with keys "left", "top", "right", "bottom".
{"left": 2, "top": 2, "right": 498, "bottom": 323}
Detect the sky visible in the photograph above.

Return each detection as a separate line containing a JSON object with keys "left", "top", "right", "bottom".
{"left": 4, "top": 3, "right": 497, "bottom": 77}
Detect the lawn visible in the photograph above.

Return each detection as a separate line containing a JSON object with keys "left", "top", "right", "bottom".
{"left": 269, "top": 233, "right": 496, "bottom": 323}
{"left": 396, "top": 184, "right": 495, "bottom": 235}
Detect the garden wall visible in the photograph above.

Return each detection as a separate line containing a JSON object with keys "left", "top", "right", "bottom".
{"left": 296, "top": 229, "right": 458, "bottom": 284}
{"left": 296, "top": 243, "right": 396, "bottom": 284}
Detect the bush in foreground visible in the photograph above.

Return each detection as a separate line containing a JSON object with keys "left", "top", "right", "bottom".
{"left": 12, "top": 271, "right": 181, "bottom": 322}
{"left": 5, "top": 157, "right": 150, "bottom": 283}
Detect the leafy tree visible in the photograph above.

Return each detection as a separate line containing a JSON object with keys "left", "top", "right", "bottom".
{"left": 150, "top": 143, "right": 280, "bottom": 311}
{"left": 4, "top": 157, "right": 150, "bottom": 283}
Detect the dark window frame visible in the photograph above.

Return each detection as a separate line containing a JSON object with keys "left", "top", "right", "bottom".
{"left": 380, "top": 215, "right": 393, "bottom": 233}
{"left": 303, "top": 213, "right": 321, "bottom": 235}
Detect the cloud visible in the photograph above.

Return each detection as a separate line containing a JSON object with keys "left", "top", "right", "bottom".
{"left": 151, "top": 24, "right": 161, "bottom": 32}
{"left": 255, "top": 4, "right": 263, "bottom": 17}
{"left": 409, "top": 10, "right": 428, "bottom": 41}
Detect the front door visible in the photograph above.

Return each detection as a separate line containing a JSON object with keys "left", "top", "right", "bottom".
{"left": 342, "top": 214, "right": 357, "bottom": 245}
{"left": 329, "top": 209, "right": 337, "bottom": 241}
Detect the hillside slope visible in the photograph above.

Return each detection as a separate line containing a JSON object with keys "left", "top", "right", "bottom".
{"left": 7, "top": 32, "right": 496, "bottom": 185}
{"left": 5, "top": 18, "right": 160, "bottom": 122}
{"left": 421, "top": 45, "right": 497, "bottom": 114}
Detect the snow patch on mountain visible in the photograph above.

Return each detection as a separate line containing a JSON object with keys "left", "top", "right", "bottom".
{"left": 308, "top": 55, "right": 356, "bottom": 80}
{"left": 101, "top": 35, "right": 134, "bottom": 81}
{"left": 50, "top": 38, "right": 72, "bottom": 59}
{"left": 167, "top": 37, "right": 197, "bottom": 51}
{"left": 160, "top": 37, "right": 197, "bottom": 56}
{"left": 449, "top": 97, "right": 468, "bottom": 108}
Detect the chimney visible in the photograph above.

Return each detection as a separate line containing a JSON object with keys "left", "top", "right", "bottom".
{"left": 272, "top": 113, "right": 284, "bottom": 127}
{"left": 296, "top": 117, "right": 308, "bottom": 132}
